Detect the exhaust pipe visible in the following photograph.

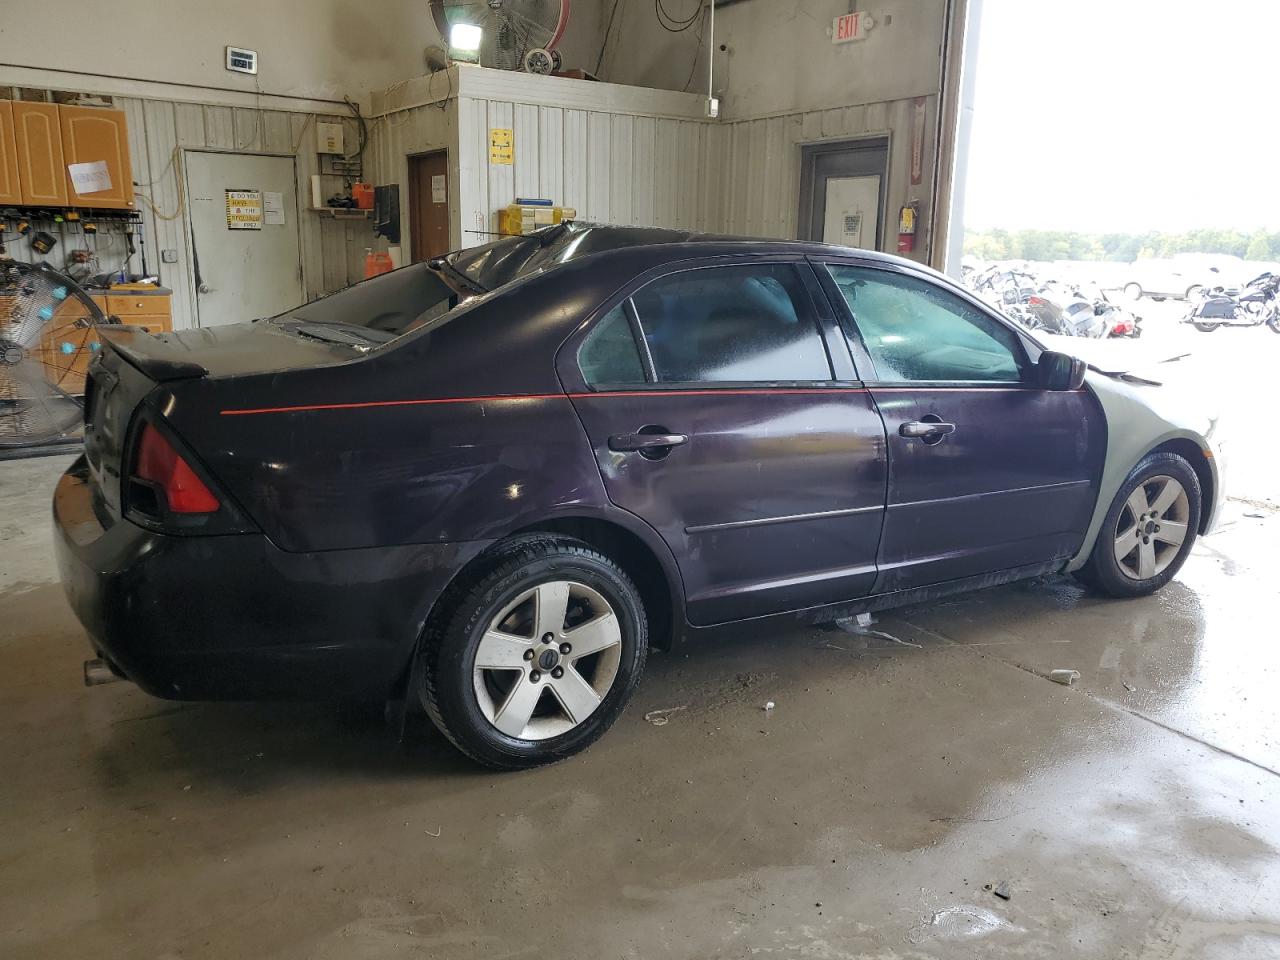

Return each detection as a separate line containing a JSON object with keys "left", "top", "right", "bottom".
{"left": 84, "top": 657, "right": 125, "bottom": 686}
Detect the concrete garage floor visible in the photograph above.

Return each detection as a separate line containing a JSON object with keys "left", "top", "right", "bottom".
{"left": 2, "top": 450, "right": 1278, "bottom": 960}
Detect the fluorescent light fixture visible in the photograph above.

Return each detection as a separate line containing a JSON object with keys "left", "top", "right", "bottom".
{"left": 450, "top": 23, "right": 483, "bottom": 52}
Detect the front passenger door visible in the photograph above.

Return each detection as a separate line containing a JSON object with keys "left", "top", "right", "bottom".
{"left": 821, "top": 262, "right": 1106, "bottom": 593}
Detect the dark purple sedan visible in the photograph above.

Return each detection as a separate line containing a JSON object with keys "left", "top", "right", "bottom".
{"left": 54, "top": 223, "right": 1223, "bottom": 768}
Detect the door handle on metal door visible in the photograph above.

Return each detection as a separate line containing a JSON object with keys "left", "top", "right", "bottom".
{"left": 609, "top": 432, "right": 689, "bottom": 452}
{"left": 900, "top": 420, "right": 956, "bottom": 440}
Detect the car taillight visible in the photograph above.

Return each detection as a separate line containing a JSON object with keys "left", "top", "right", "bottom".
{"left": 133, "top": 422, "right": 220, "bottom": 514}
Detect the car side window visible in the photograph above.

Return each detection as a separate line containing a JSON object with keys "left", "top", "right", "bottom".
{"left": 827, "top": 265, "right": 1027, "bottom": 383}
{"left": 630, "top": 264, "right": 832, "bottom": 383}
{"left": 579, "top": 305, "right": 647, "bottom": 387}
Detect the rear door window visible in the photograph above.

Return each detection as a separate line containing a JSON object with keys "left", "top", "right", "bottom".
{"left": 629, "top": 264, "right": 832, "bottom": 383}
{"left": 578, "top": 305, "right": 647, "bottom": 387}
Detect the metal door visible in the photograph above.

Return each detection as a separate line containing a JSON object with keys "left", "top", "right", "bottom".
{"left": 798, "top": 137, "right": 889, "bottom": 250}
{"left": 817, "top": 259, "right": 1107, "bottom": 593}
{"left": 559, "top": 259, "right": 889, "bottom": 626}
{"left": 185, "top": 151, "right": 303, "bottom": 327}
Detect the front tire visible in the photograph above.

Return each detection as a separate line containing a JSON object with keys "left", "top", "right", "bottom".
{"left": 419, "top": 535, "right": 648, "bottom": 769}
{"left": 1123, "top": 282, "right": 1143, "bottom": 301}
{"left": 1078, "top": 453, "right": 1201, "bottom": 598}
{"left": 1191, "top": 319, "right": 1221, "bottom": 332}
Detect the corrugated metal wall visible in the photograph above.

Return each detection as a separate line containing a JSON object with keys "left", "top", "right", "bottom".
{"left": 712, "top": 95, "right": 938, "bottom": 255}
{"left": 367, "top": 70, "right": 939, "bottom": 265}
{"left": 453, "top": 96, "right": 718, "bottom": 248}
{"left": 0, "top": 87, "right": 363, "bottom": 331}
{"left": 365, "top": 101, "right": 456, "bottom": 251}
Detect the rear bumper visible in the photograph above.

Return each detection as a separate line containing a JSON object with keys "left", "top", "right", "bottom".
{"left": 53, "top": 456, "right": 489, "bottom": 700}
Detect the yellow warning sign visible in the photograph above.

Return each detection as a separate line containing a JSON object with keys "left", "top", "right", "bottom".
{"left": 489, "top": 128, "right": 513, "bottom": 165}
{"left": 226, "top": 189, "right": 263, "bottom": 230}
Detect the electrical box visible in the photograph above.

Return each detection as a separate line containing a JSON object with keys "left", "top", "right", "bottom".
{"left": 316, "top": 123, "right": 345, "bottom": 155}
{"left": 225, "top": 46, "right": 258, "bottom": 75}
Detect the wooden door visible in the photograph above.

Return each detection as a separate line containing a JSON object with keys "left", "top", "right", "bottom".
{"left": 13, "top": 101, "right": 67, "bottom": 206}
{"left": 59, "top": 105, "right": 134, "bottom": 209}
{"left": 408, "top": 151, "right": 450, "bottom": 262}
{"left": 0, "top": 102, "right": 21, "bottom": 205}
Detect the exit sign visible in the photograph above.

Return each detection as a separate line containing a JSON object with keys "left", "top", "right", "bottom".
{"left": 833, "top": 11, "right": 869, "bottom": 44}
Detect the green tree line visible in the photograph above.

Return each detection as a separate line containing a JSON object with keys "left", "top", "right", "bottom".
{"left": 964, "top": 228, "right": 1280, "bottom": 263}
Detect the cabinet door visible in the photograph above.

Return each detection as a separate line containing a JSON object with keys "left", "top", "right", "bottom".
{"left": 0, "top": 102, "right": 22, "bottom": 205}
{"left": 13, "top": 102, "right": 67, "bottom": 206}
{"left": 60, "top": 105, "right": 134, "bottom": 209}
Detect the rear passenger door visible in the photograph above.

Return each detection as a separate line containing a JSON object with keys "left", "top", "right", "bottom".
{"left": 558, "top": 258, "right": 888, "bottom": 626}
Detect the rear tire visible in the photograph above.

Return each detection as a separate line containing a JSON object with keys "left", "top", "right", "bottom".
{"left": 1191, "top": 320, "right": 1220, "bottom": 332}
{"left": 1123, "top": 282, "right": 1143, "bottom": 301}
{"left": 1078, "top": 453, "right": 1201, "bottom": 599}
{"left": 419, "top": 535, "right": 648, "bottom": 769}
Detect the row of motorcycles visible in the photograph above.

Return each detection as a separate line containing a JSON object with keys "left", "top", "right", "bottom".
{"left": 965, "top": 266, "right": 1142, "bottom": 339}
{"left": 1184, "top": 272, "right": 1280, "bottom": 334}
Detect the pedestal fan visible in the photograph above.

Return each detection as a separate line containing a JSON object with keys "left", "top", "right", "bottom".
{"left": 0, "top": 262, "right": 99, "bottom": 449}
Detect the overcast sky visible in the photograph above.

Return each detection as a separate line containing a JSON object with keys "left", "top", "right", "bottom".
{"left": 963, "top": 0, "right": 1280, "bottom": 233}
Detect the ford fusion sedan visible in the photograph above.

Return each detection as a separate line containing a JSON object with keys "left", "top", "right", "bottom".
{"left": 54, "top": 223, "right": 1224, "bottom": 768}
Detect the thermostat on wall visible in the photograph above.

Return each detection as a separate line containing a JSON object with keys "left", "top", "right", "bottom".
{"left": 226, "top": 46, "right": 258, "bottom": 75}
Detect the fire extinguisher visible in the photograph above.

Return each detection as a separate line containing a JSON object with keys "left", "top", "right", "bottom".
{"left": 897, "top": 201, "right": 920, "bottom": 254}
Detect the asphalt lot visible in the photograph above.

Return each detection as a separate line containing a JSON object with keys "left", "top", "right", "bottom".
{"left": 1, "top": 306, "right": 1277, "bottom": 958}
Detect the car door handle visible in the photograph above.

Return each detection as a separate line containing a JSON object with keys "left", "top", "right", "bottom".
{"left": 900, "top": 420, "right": 956, "bottom": 440}
{"left": 609, "top": 432, "right": 689, "bottom": 452}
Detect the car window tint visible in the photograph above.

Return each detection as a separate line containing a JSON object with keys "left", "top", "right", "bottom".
{"left": 827, "top": 265, "right": 1026, "bottom": 382}
{"left": 579, "top": 305, "right": 647, "bottom": 386}
{"left": 630, "top": 264, "right": 831, "bottom": 382}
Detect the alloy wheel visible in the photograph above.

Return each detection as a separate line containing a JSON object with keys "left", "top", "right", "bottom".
{"left": 472, "top": 580, "right": 623, "bottom": 741}
{"left": 1113, "top": 475, "right": 1190, "bottom": 580}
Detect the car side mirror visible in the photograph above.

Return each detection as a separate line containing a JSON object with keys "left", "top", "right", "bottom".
{"left": 1038, "top": 350, "right": 1087, "bottom": 391}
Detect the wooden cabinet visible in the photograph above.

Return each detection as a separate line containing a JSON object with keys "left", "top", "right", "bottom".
{"left": 12, "top": 101, "right": 67, "bottom": 206}
{"left": 0, "top": 102, "right": 21, "bottom": 205}
{"left": 59, "top": 105, "right": 134, "bottom": 209}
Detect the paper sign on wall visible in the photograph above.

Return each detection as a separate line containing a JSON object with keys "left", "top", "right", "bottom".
{"left": 226, "top": 189, "right": 264, "bottom": 230}
{"left": 263, "top": 190, "right": 286, "bottom": 225}
{"left": 68, "top": 161, "right": 112, "bottom": 195}
{"left": 431, "top": 174, "right": 447, "bottom": 204}
{"left": 489, "top": 128, "right": 513, "bottom": 165}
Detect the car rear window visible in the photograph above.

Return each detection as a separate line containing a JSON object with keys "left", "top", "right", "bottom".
{"left": 272, "top": 263, "right": 460, "bottom": 338}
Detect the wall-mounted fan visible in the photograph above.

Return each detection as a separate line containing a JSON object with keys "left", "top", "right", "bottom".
{"left": 430, "top": 0, "right": 571, "bottom": 73}
{"left": 0, "top": 261, "right": 99, "bottom": 448}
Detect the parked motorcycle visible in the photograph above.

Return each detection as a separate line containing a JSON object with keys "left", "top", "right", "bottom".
{"left": 1184, "top": 272, "right": 1280, "bottom": 333}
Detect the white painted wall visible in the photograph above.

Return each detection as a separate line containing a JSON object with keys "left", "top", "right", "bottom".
{"left": 0, "top": 1, "right": 605, "bottom": 103}
{"left": 600, "top": 0, "right": 946, "bottom": 116}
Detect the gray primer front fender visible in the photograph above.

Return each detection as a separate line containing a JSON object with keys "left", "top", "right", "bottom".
{"left": 1066, "top": 371, "right": 1225, "bottom": 572}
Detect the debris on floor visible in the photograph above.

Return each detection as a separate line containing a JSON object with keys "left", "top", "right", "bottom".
{"left": 1122, "top": 681, "right": 1137, "bottom": 693}
{"left": 643, "top": 705, "right": 687, "bottom": 726}
{"left": 992, "top": 881, "right": 1012, "bottom": 901}
{"left": 1048, "top": 669, "right": 1080, "bottom": 686}
{"left": 835, "top": 612, "right": 923, "bottom": 649}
